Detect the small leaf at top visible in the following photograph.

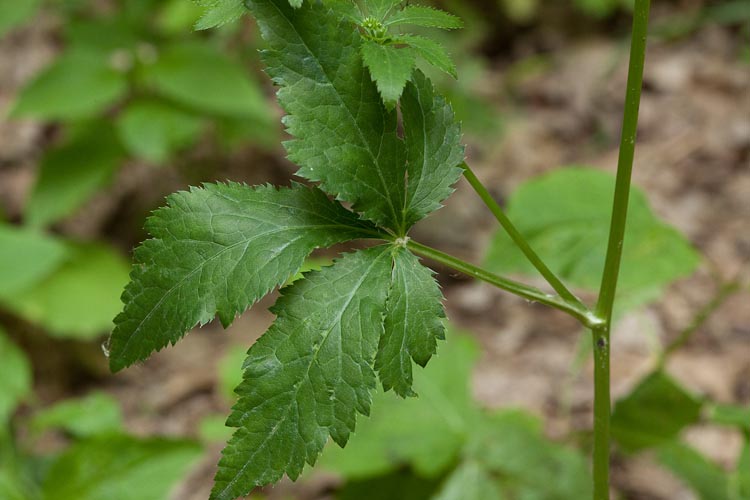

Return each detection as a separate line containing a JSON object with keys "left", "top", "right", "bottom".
{"left": 248, "top": 0, "right": 408, "bottom": 232}
{"left": 108, "top": 183, "right": 378, "bottom": 372}
{"left": 384, "top": 6, "right": 463, "bottom": 30}
{"left": 194, "top": 0, "right": 246, "bottom": 30}
{"left": 212, "top": 247, "right": 394, "bottom": 500}
{"left": 395, "top": 35, "right": 458, "bottom": 78}
{"left": 361, "top": 41, "right": 417, "bottom": 109}
{"left": 376, "top": 247, "right": 445, "bottom": 397}
{"left": 364, "top": 0, "right": 403, "bottom": 19}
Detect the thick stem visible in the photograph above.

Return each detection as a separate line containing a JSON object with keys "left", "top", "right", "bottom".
{"left": 592, "top": 1, "right": 651, "bottom": 498}
{"left": 406, "top": 240, "right": 599, "bottom": 328}
{"left": 462, "top": 163, "right": 587, "bottom": 311}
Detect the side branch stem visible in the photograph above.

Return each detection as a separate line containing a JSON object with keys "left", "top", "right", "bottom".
{"left": 592, "top": 1, "right": 651, "bottom": 499}
{"left": 406, "top": 240, "right": 598, "bottom": 328}
{"left": 462, "top": 162, "right": 587, "bottom": 311}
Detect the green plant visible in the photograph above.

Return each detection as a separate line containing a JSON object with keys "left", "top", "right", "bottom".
{"left": 7, "top": 0, "right": 274, "bottom": 229}
{"left": 106, "top": 0, "right": 668, "bottom": 498}
{"left": 0, "top": 327, "right": 202, "bottom": 500}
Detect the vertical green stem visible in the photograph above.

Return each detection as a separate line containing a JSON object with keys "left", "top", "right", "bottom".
{"left": 462, "top": 163, "right": 587, "bottom": 311}
{"left": 592, "top": 1, "right": 651, "bottom": 498}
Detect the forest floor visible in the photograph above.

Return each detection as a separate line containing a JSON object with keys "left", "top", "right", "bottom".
{"left": 1, "top": 10, "right": 748, "bottom": 500}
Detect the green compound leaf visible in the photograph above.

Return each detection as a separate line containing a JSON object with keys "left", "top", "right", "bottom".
{"left": 485, "top": 167, "right": 700, "bottom": 313}
{"left": 394, "top": 34, "right": 457, "bottom": 78}
{"left": 116, "top": 100, "right": 203, "bottom": 164}
{"left": 402, "top": 71, "right": 464, "bottom": 227}
{"left": 361, "top": 41, "right": 417, "bottom": 110}
{"left": 42, "top": 434, "right": 201, "bottom": 500}
{"left": 376, "top": 247, "right": 445, "bottom": 397}
{"left": 248, "top": 0, "right": 407, "bottom": 232}
{"left": 26, "top": 124, "right": 124, "bottom": 228}
{"left": 384, "top": 6, "right": 464, "bottom": 29}
{"left": 212, "top": 247, "right": 393, "bottom": 500}
{"left": 11, "top": 49, "right": 127, "bottom": 120}
{"left": 611, "top": 371, "right": 702, "bottom": 453}
{"left": 108, "top": 183, "right": 378, "bottom": 372}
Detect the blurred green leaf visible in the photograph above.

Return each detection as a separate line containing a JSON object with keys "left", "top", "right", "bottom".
{"left": 484, "top": 167, "right": 700, "bottom": 312}
{"left": 0, "top": 468, "right": 28, "bottom": 500}
{"left": 41, "top": 434, "right": 201, "bottom": 500}
{"left": 11, "top": 49, "right": 128, "bottom": 120}
{"left": 709, "top": 404, "right": 750, "bottom": 430}
{"left": 338, "top": 470, "right": 440, "bottom": 500}
{"left": 157, "top": 0, "right": 204, "bottom": 34}
{"left": 0, "top": 328, "right": 32, "bottom": 424}
{"left": 500, "top": 0, "right": 540, "bottom": 23}
{"left": 143, "top": 42, "right": 270, "bottom": 121}
{"left": 65, "top": 18, "right": 142, "bottom": 53}
{"left": 218, "top": 345, "right": 247, "bottom": 401}
{"left": 0, "top": 0, "right": 41, "bottom": 36}
{"left": 738, "top": 437, "right": 750, "bottom": 499}
{"left": 30, "top": 392, "right": 122, "bottom": 438}
{"left": 657, "top": 442, "right": 730, "bottom": 500}
{"left": 433, "top": 461, "right": 503, "bottom": 500}
{"left": 320, "top": 332, "right": 478, "bottom": 479}
{"left": 611, "top": 371, "right": 702, "bottom": 452}
{"left": 199, "top": 414, "right": 234, "bottom": 443}
{"left": 26, "top": 125, "right": 124, "bottom": 228}
{"left": 1, "top": 243, "right": 131, "bottom": 339}
{"left": 0, "top": 224, "right": 68, "bottom": 296}
{"left": 469, "top": 410, "right": 591, "bottom": 499}
{"left": 117, "top": 101, "right": 203, "bottom": 163}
